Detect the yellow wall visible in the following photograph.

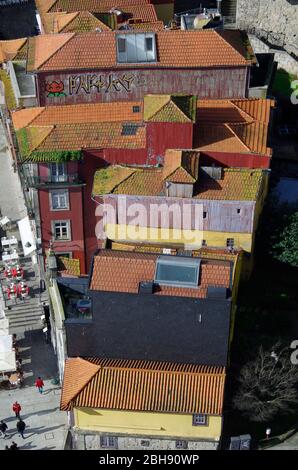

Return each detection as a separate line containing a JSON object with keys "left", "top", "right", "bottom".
{"left": 154, "top": 4, "right": 174, "bottom": 23}
{"left": 74, "top": 408, "right": 222, "bottom": 441}
{"left": 105, "top": 224, "right": 253, "bottom": 253}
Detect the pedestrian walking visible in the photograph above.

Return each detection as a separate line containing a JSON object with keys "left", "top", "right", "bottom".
{"left": 12, "top": 401, "right": 21, "bottom": 419}
{"left": 0, "top": 420, "right": 8, "bottom": 438}
{"left": 16, "top": 419, "right": 26, "bottom": 439}
{"left": 35, "top": 376, "right": 44, "bottom": 394}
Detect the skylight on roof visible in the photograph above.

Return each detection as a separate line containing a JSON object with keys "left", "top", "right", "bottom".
{"left": 154, "top": 256, "right": 201, "bottom": 288}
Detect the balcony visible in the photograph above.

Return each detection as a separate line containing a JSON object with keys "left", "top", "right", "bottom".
{"left": 25, "top": 174, "right": 85, "bottom": 188}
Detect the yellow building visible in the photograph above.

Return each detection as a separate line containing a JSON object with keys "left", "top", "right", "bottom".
{"left": 93, "top": 150, "right": 270, "bottom": 264}
{"left": 61, "top": 357, "right": 226, "bottom": 450}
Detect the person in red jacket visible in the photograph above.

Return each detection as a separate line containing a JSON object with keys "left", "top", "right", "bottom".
{"left": 12, "top": 401, "right": 21, "bottom": 419}
{"left": 35, "top": 377, "right": 44, "bottom": 394}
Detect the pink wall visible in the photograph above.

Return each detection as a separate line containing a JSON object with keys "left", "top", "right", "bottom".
{"left": 37, "top": 67, "right": 249, "bottom": 106}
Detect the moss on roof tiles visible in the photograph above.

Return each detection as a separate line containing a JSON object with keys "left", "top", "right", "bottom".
{"left": 93, "top": 166, "right": 138, "bottom": 195}
{"left": 144, "top": 94, "right": 197, "bottom": 123}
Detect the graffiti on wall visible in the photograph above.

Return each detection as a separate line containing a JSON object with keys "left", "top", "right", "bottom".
{"left": 46, "top": 73, "right": 146, "bottom": 97}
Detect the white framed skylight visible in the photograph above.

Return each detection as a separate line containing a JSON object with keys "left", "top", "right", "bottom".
{"left": 154, "top": 256, "right": 201, "bottom": 288}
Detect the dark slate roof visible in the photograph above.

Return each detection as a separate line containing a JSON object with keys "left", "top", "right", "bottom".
{"left": 65, "top": 290, "right": 231, "bottom": 367}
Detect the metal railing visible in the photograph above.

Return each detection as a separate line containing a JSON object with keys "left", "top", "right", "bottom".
{"left": 25, "top": 174, "right": 83, "bottom": 187}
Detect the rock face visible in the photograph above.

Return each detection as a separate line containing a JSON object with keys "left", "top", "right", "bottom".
{"left": 237, "top": 0, "right": 298, "bottom": 58}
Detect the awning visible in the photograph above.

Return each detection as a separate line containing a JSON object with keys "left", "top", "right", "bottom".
{"left": 0, "top": 334, "right": 16, "bottom": 373}
{"left": 0, "top": 318, "right": 9, "bottom": 335}
{"left": 0, "top": 351, "right": 16, "bottom": 373}
{"left": 18, "top": 216, "right": 36, "bottom": 256}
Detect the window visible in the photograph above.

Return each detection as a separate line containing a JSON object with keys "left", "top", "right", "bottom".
{"left": 202, "top": 239, "right": 207, "bottom": 246}
{"left": 100, "top": 436, "right": 118, "bottom": 449}
{"left": 116, "top": 33, "right": 156, "bottom": 63}
{"left": 50, "top": 190, "right": 69, "bottom": 211}
{"left": 145, "top": 37, "right": 153, "bottom": 51}
{"left": 155, "top": 256, "right": 201, "bottom": 288}
{"left": 176, "top": 440, "right": 188, "bottom": 449}
{"left": 50, "top": 163, "right": 67, "bottom": 182}
{"left": 226, "top": 238, "right": 235, "bottom": 248}
{"left": 133, "top": 105, "right": 140, "bottom": 113}
{"left": 121, "top": 124, "right": 138, "bottom": 136}
{"left": 203, "top": 211, "right": 207, "bottom": 219}
{"left": 52, "top": 221, "right": 71, "bottom": 241}
{"left": 117, "top": 37, "right": 126, "bottom": 53}
{"left": 237, "top": 208, "right": 241, "bottom": 214}
{"left": 192, "top": 414, "right": 208, "bottom": 426}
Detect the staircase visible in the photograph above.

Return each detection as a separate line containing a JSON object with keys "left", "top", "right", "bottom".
{"left": 5, "top": 299, "right": 43, "bottom": 333}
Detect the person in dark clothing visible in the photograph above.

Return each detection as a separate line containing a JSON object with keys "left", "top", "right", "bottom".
{"left": 16, "top": 419, "right": 26, "bottom": 439}
{"left": 10, "top": 441, "right": 18, "bottom": 450}
{"left": 0, "top": 420, "right": 8, "bottom": 438}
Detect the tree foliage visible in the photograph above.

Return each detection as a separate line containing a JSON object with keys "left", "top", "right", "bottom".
{"left": 271, "top": 210, "right": 298, "bottom": 267}
{"left": 233, "top": 343, "right": 298, "bottom": 422}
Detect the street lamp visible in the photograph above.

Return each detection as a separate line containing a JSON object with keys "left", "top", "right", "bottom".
{"left": 266, "top": 428, "right": 271, "bottom": 439}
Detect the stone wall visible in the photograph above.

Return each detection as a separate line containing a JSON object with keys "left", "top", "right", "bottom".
{"left": 237, "top": 0, "right": 298, "bottom": 58}
{"left": 249, "top": 35, "right": 298, "bottom": 75}
{"left": 73, "top": 432, "right": 218, "bottom": 450}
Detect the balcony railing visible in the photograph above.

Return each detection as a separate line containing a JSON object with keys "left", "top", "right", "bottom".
{"left": 25, "top": 174, "right": 84, "bottom": 187}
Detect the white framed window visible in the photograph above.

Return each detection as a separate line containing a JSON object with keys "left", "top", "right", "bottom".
{"left": 50, "top": 190, "right": 69, "bottom": 211}
{"left": 49, "top": 163, "right": 67, "bottom": 182}
{"left": 100, "top": 436, "right": 118, "bottom": 449}
{"left": 52, "top": 220, "right": 71, "bottom": 241}
{"left": 116, "top": 33, "right": 157, "bottom": 63}
{"left": 192, "top": 414, "right": 208, "bottom": 426}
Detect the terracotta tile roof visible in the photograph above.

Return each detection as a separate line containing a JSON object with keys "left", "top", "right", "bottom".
{"left": 129, "top": 21, "right": 164, "bottom": 31}
{"left": 27, "top": 33, "right": 74, "bottom": 72}
{"left": 57, "top": 256, "right": 81, "bottom": 276}
{"left": 48, "top": 0, "right": 151, "bottom": 13}
{"left": 163, "top": 149, "right": 199, "bottom": 181}
{"left": 12, "top": 101, "right": 143, "bottom": 129}
{"left": 12, "top": 108, "right": 45, "bottom": 130}
{"left": 93, "top": 166, "right": 139, "bottom": 195}
{"left": 60, "top": 357, "right": 101, "bottom": 408}
{"left": 93, "top": 155, "right": 264, "bottom": 201}
{"left": 61, "top": 357, "right": 226, "bottom": 414}
{"left": 62, "top": 11, "right": 111, "bottom": 32}
{"left": 197, "top": 98, "right": 273, "bottom": 125}
{"left": 0, "top": 38, "right": 27, "bottom": 63}
{"left": 195, "top": 99, "right": 274, "bottom": 156}
{"left": 28, "top": 29, "right": 252, "bottom": 72}
{"left": 43, "top": 11, "right": 111, "bottom": 33}
{"left": 17, "top": 122, "right": 146, "bottom": 161}
{"left": 89, "top": 249, "right": 231, "bottom": 298}
{"left": 110, "top": 241, "right": 241, "bottom": 263}
{"left": 144, "top": 94, "right": 196, "bottom": 123}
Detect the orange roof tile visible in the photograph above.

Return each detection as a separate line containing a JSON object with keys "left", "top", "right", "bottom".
{"left": 27, "top": 33, "right": 74, "bottom": 71}
{"left": 60, "top": 358, "right": 101, "bottom": 408}
{"left": 28, "top": 29, "right": 251, "bottom": 72}
{"left": 61, "top": 357, "right": 226, "bottom": 415}
{"left": 0, "top": 38, "right": 27, "bottom": 63}
{"left": 11, "top": 107, "right": 45, "bottom": 130}
{"left": 195, "top": 98, "right": 274, "bottom": 156}
{"left": 12, "top": 101, "right": 143, "bottom": 129}
{"left": 129, "top": 21, "right": 164, "bottom": 31}
{"left": 94, "top": 164, "right": 264, "bottom": 201}
{"left": 48, "top": 0, "right": 151, "bottom": 13}
{"left": 89, "top": 250, "right": 231, "bottom": 298}
{"left": 17, "top": 122, "right": 146, "bottom": 161}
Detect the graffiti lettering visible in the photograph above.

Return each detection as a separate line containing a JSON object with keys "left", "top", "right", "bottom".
{"left": 68, "top": 73, "right": 137, "bottom": 96}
